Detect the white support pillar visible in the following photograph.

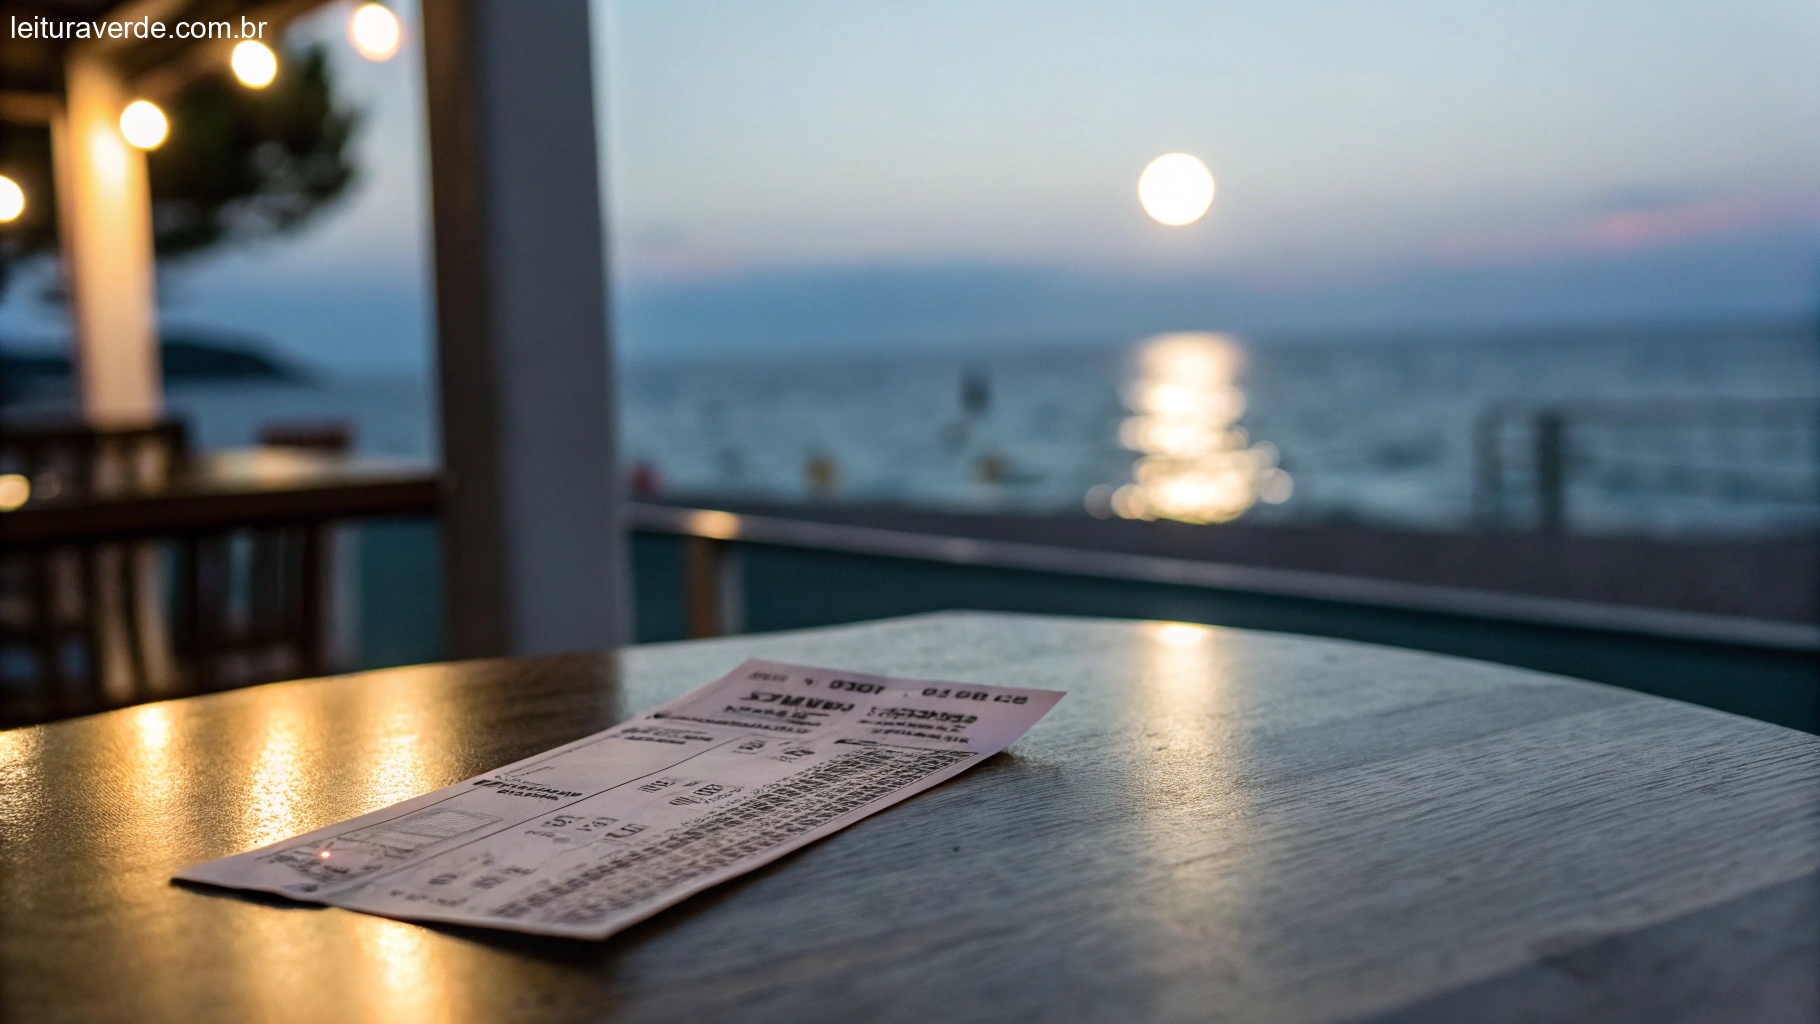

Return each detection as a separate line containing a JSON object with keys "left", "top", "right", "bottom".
{"left": 57, "top": 49, "right": 162, "bottom": 424}
{"left": 420, "top": 0, "right": 629, "bottom": 657}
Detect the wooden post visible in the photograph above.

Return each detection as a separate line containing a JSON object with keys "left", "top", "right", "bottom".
{"left": 52, "top": 47, "right": 175, "bottom": 699}
{"left": 57, "top": 49, "right": 162, "bottom": 424}
{"left": 1534, "top": 411, "right": 1567, "bottom": 534}
{"left": 420, "top": 0, "right": 629, "bottom": 656}
{"left": 683, "top": 537, "right": 724, "bottom": 639}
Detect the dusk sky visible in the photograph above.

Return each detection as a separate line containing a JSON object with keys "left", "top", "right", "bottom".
{"left": 2, "top": 0, "right": 1816, "bottom": 371}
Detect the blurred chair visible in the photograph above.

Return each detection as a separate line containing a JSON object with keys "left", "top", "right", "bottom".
{"left": 0, "top": 419, "right": 188, "bottom": 718}
{"left": 0, "top": 418, "right": 358, "bottom": 723}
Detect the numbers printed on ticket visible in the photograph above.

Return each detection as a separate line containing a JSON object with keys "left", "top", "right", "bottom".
{"left": 176, "top": 660, "right": 1063, "bottom": 939}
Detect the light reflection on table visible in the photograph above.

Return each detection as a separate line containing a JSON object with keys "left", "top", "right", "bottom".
{"left": 1, "top": 615, "right": 1814, "bottom": 1023}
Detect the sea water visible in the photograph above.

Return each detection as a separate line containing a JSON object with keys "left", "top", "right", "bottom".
{"left": 155, "top": 323, "right": 1817, "bottom": 538}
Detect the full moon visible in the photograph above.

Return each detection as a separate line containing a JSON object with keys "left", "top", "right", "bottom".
{"left": 1138, "top": 153, "right": 1215, "bottom": 226}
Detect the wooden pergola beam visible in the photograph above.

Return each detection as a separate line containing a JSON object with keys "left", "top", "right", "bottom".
{"left": 0, "top": 92, "right": 63, "bottom": 124}
{"left": 124, "top": 0, "right": 331, "bottom": 103}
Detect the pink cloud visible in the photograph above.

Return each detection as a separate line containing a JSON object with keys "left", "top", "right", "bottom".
{"left": 1435, "top": 191, "right": 1820, "bottom": 268}
{"left": 1583, "top": 197, "right": 1778, "bottom": 250}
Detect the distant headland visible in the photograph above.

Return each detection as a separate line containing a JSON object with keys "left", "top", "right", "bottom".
{"left": 0, "top": 330, "right": 308, "bottom": 403}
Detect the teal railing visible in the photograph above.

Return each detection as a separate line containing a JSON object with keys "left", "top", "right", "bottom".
{"left": 346, "top": 508, "right": 1819, "bottom": 733}
{"left": 627, "top": 504, "right": 1819, "bottom": 733}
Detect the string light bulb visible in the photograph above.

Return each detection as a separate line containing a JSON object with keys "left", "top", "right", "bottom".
{"left": 349, "top": 4, "right": 402, "bottom": 61}
{"left": 0, "top": 175, "right": 23, "bottom": 223}
{"left": 231, "top": 40, "right": 279, "bottom": 88}
{"left": 119, "top": 100, "right": 169, "bottom": 150}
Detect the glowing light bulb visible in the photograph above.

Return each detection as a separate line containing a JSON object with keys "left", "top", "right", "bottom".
{"left": 0, "top": 176, "right": 23, "bottom": 223}
{"left": 1138, "top": 153, "right": 1215, "bottom": 226}
{"left": 349, "top": 4, "right": 402, "bottom": 61}
{"left": 119, "top": 100, "right": 169, "bottom": 150}
{"left": 231, "top": 40, "right": 278, "bottom": 88}
{"left": 0, "top": 473, "right": 29, "bottom": 510}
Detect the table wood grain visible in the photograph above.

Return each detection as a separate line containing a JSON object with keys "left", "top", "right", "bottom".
{"left": 1, "top": 613, "right": 1815, "bottom": 1023}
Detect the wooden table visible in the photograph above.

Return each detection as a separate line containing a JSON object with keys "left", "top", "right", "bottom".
{"left": 0, "top": 447, "right": 440, "bottom": 547}
{"left": 1, "top": 613, "right": 1815, "bottom": 1022}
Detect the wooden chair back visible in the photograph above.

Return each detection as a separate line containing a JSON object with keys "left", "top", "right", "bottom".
{"left": 0, "top": 419, "right": 189, "bottom": 718}
{"left": 0, "top": 418, "right": 356, "bottom": 724}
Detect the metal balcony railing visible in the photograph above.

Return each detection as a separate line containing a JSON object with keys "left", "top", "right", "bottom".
{"left": 626, "top": 502, "right": 1819, "bottom": 733}
{"left": 1473, "top": 398, "right": 1820, "bottom": 533}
